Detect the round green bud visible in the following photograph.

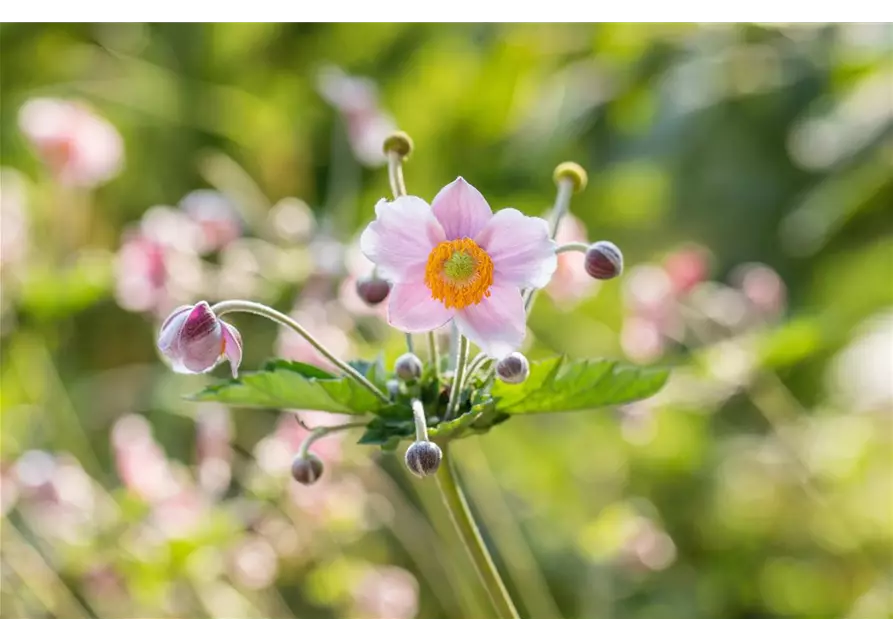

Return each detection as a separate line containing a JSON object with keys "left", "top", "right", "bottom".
{"left": 291, "top": 453, "right": 324, "bottom": 485}
{"left": 553, "top": 161, "right": 588, "bottom": 193}
{"left": 405, "top": 441, "right": 442, "bottom": 478}
{"left": 495, "top": 352, "right": 530, "bottom": 385}
{"left": 383, "top": 131, "right": 414, "bottom": 158}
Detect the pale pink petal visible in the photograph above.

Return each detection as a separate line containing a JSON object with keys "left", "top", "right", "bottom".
{"left": 221, "top": 322, "right": 243, "bottom": 378}
{"left": 475, "top": 208, "right": 557, "bottom": 289}
{"left": 388, "top": 282, "right": 454, "bottom": 332}
{"left": 360, "top": 197, "right": 445, "bottom": 282}
{"left": 454, "top": 285, "right": 526, "bottom": 358}
{"left": 431, "top": 177, "right": 492, "bottom": 241}
{"left": 157, "top": 306, "right": 190, "bottom": 353}
{"left": 177, "top": 302, "right": 224, "bottom": 373}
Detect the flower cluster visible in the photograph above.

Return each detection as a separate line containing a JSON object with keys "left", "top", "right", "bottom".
{"left": 155, "top": 133, "right": 627, "bottom": 484}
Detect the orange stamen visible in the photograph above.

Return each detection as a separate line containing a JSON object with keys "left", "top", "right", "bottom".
{"left": 424, "top": 238, "right": 494, "bottom": 309}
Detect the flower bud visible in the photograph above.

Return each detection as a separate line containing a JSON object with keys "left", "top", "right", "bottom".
{"left": 553, "top": 161, "right": 588, "bottom": 193}
{"left": 585, "top": 241, "right": 624, "bottom": 280}
{"left": 291, "top": 453, "right": 324, "bottom": 485}
{"left": 383, "top": 131, "right": 414, "bottom": 158}
{"left": 157, "top": 301, "right": 242, "bottom": 377}
{"left": 495, "top": 352, "right": 529, "bottom": 384}
{"left": 404, "top": 441, "right": 442, "bottom": 478}
{"left": 356, "top": 275, "right": 391, "bottom": 306}
{"left": 394, "top": 352, "right": 423, "bottom": 382}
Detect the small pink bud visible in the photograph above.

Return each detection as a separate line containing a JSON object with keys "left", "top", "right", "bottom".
{"left": 395, "top": 353, "right": 423, "bottom": 382}
{"left": 585, "top": 241, "right": 624, "bottom": 280}
{"left": 157, "top": 301, "right": 242, "bottom": 377}
{"left": 356, "top": 275, "right": 391, "bottom": 306}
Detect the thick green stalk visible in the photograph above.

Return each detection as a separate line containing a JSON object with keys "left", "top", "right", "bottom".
{"left": 445, "top": 334, "right": 469, "bottom": 420}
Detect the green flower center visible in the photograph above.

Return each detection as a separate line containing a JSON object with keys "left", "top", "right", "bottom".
{"left": 442, "top": 251, "right": 477, "bottom": 282}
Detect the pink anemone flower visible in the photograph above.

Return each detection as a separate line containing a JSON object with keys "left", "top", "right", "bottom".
{"left": 360, "top": 178, "right": 557, "bottom": 357}
{"left": 157, "top": 302, "right": 242, "bottom": 377}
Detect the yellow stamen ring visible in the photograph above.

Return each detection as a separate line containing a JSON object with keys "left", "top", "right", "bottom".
{"left": 424, "top": 238, "right": 494, "bottom": 309}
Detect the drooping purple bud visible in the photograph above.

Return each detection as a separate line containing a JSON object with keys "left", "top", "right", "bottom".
{"left": 404, "top": 441, "right": 442, "bottom": 478}
{"left": 157, "top": 301, "right": 242, "bottom": 377}
{"left": 356, "top": 274, "right": 391, "bottom": 306}
{"left": 394, "top": 352, "right": 423, "bottom": 382}
{"left": 495, "top": 352, "right": 529, "bottom": 385}
{"left": 585, "top": 241, "right": 624, "bottom": 280}
{"left": 291, "top": 453, "right": 324, "bottom": 485}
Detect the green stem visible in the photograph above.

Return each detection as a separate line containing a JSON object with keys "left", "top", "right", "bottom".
{"left": 524, "top": 177, "right": 574, "bottom": 313}
{"left": 464, "top": 352, "right": 491, "bottom": 382}
{"left": 445, "top": 334, "right": 469, "bottom": 420}
{"left": 435, "top": 446, "right": 519, "bottom": 619}
{"left": 556, "top": 241, "right": 588, "bottom": 254}
{"left": 428, "top": 331, "right": 440, "bottom": 382}
{"left": 298, "top": 421, "right": 367, "bottom": 459}
{"left": 411, "top": 398, "right": 429, "bottom": 442}
{"left": 211, "top": 300, "right": 390, "bottom": 405}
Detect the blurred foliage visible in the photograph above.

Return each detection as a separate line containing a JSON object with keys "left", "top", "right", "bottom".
{"left": 1, "top": 23, "right": 892, "bottom": 619}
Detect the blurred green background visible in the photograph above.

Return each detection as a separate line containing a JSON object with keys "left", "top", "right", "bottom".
{"left": 1, "top": 23, "right": 892, "bottom": 619}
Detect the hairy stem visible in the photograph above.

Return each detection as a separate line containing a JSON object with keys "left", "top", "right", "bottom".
{"left": 445, "top": 334, "right": 469, "bottom": 420}
{"left": 435, "top": 446, "right": 519, "bottom": 619}
{"left": 428, "top": 331, "right": 440, "bottom": 383}
{"left": 298, "top": 421, "right": 367, "bottom": 458}
{"left": 524, "top": 177, "right": 575, "bottom": 313}
{"left": 411, "top": 398, "right": 429, "bottom": 442}
{"left": 556, "top": 241, "right": 589, "bottom": 254}
{"left": 211, "top": 300, "right": 390, "bottom": 404}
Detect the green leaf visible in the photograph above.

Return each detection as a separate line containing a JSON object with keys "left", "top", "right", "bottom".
{"left": 491, "top": 356, "right": 669, "bottom": 414}
{"left": 428, "top": 399, "right": 510, "bottom": 441}
{"left": 189, "top": 359, "right": 387, "bottom": 414}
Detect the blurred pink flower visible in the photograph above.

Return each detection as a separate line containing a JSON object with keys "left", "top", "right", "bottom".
{"left": 179, "top": 190, "right": 243, "bottom": 254}
{"left": 276, "top": 302, "right": 352, "bottom": 374}
{"left": 317, "top": 65, "right": 397, "bottom": 167}
{"left": 732, "top": 262, "right": 787, "bottom": 320}
{"left": 352, "top": 566, "right": 420, "bottom": 619}
{"left": 112, "top": 414, "right": 180, "bottom": 503}
{"left": 663, "top": 245, "right": 711, "bottom": 295}
{"left": 195, "top": 404, "right": 233, "bottom": 497}
{"left": 114, "top": 228, "right": 169, "bottom": 314}
{"left": 18, "top": 97, "right": 123, "bottom": 187}
{"left": 228, "top": 535, "right": 279, "bottom": 590}
{"left": 0, "top": 168, "right": 31, "bottom": 273}
{"left": 546, "top": 214, "right": 598, "bottom": 308}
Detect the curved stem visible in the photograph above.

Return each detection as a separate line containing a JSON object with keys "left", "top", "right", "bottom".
{"left": 298, "top": 421, "right": 367, "bottom": 458}
{"left": 435, "top": 446, "right": 519, "bottom": 619}
{"left": 524, "top": 177, "right": 574, "bottom": 313}
{"left": 211, "top": 300, "right": 390, "bottom": 405}
{"left": 556, "top": 241, "right": 588, "bottom": 254}
{"left": 464, "top": 352, "right": 491, "bottom": 382}
{"left": 445, "top": 334, "right": 469, "bottom": 420}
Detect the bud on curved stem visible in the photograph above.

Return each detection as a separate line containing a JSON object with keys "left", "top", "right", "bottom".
{"left": 210, "top": 300, "right": 390, "bottom": 404}
{"left": 524, "top": 161, "right": 589, "bottom": 314}
{"left": 405, "top": 398, "right": 441, "bottom": 477}
{"left": 585, "top": 241, "right": 624, "bottom": 280}
{"left": 292, "top": 418, "right": 367, "bottom": 485}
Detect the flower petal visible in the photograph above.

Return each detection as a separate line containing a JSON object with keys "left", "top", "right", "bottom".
{"left": 360, "top": 196, "right": 445, "bottom": 282}
{"left": 221, "top": 321, "right": 243, "bottom": 378}
{"left": 454, "top": 285, "right": 526, "bottom": 358}
{"left": 388, "top": 282, "right": 454, "bottom": 332}
{"left": 431, "top": 177, "right": 492, "bottom": 241}
{"left": 177, "top": 302, "right": 224, "bottom": 373}
{"left": 475, "top": 208, "right": 557, "bottom": 289}
{"left": 157, "top": 305, "right": 190, "bottom": 354}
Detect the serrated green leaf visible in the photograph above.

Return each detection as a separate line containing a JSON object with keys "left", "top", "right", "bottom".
{"left": 491, "top": 356, "right": 669, "bottom": 414}
{"left": 189, "top": 359, "right": 387, "bottom": 414}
